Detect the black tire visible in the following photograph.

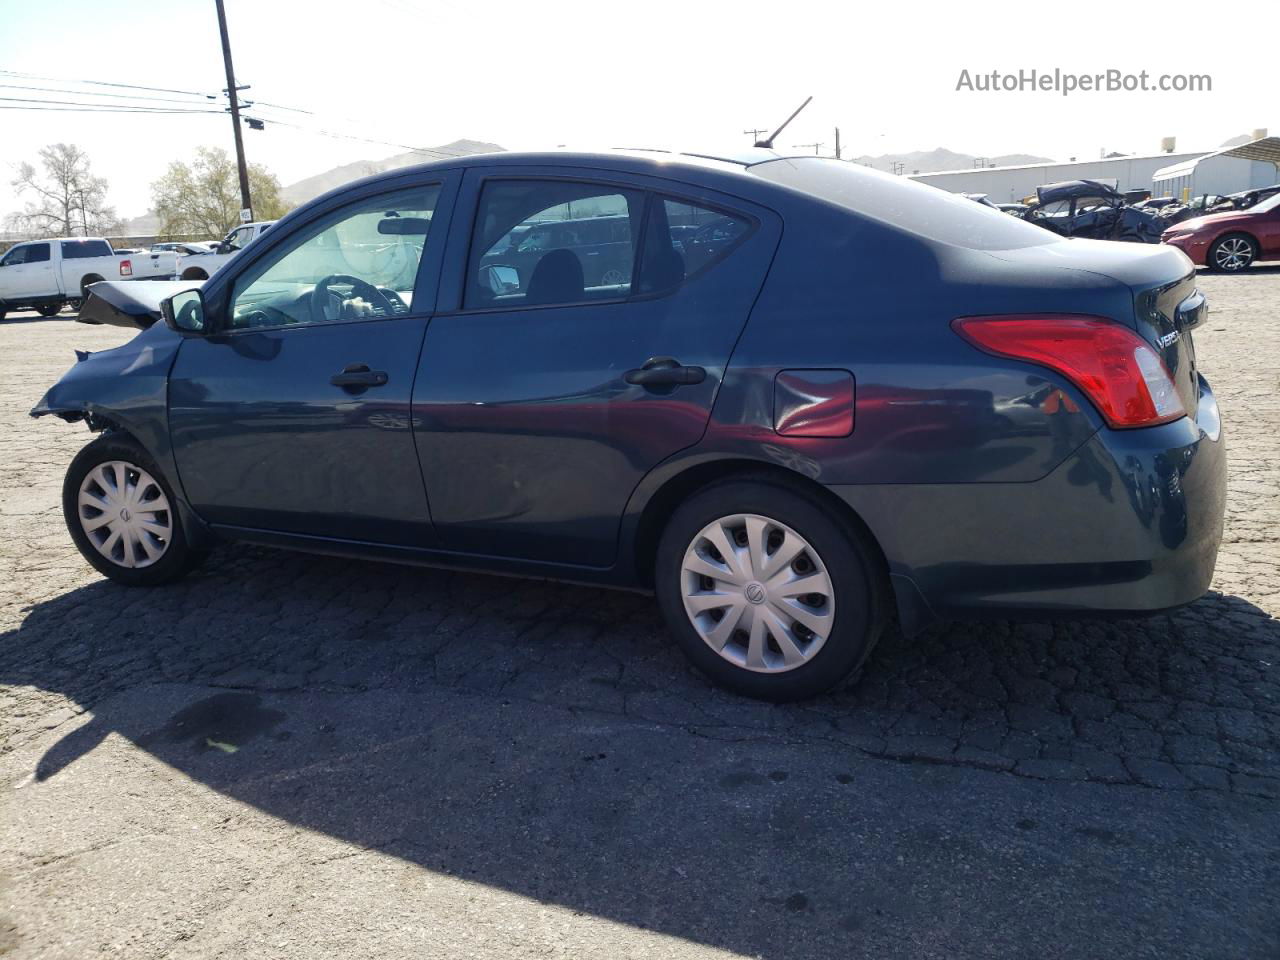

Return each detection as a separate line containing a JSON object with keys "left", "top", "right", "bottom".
{"left": 1207, "top": 233, "right": 1256, "bottom": 272}
{"left": 62, "top": 434, "right": 203, "bottom": 587}
{"left": 182, "top": 268, "right": 208, "bottom": 281}
{"left": 654, "top": 476, "right": 886, "bottom": 702}
{"left": 80, "top": 274, "right": 104, "bottom": 298}
{"left": 36, "top": 302, "right": 63, "bottom": 318}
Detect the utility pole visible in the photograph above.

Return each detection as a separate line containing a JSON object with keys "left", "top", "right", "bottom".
{"left": 834, "top": 127, "right": 841, "bottom": 160}
{"left": 744, "top": 128, "right": 767, "bottom": 143}
{"left": 795, "top": 142, "right": 824, "bottom": 155}
{"left": 214, "top": 0, "right": 252, "bottom": 222}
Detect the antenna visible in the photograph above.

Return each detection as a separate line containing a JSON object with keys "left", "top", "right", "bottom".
{"left": 755, "top": 96, "right": 813, "bottom": 149}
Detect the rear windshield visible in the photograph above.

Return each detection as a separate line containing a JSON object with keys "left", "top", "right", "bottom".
{"left": 61, "top": 240, "right": 113, "bottom": 259}
{"left": 749, "top": 158, "right": 1055, "bottom": 250}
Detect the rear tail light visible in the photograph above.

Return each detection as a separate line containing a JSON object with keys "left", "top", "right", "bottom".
{"left": 952, "top": 314, "right": 1186, "bottom": 429}
{"left": 119, "top": 259, "right": 132, "bottom": 277}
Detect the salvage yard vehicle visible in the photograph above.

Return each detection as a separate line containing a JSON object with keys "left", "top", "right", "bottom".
{"left": 0, "top": 237, "right": 142, "bottom": 318}
{"left": 174, "top": 220, "right": 275, "bottom": 280}
{"left": 1024, "top": 180, "right": 1165, "bottom": 242}
{"left": 1161, "top": 190, "right": 1280, "bottom": 271}
{"left": 31, "top": 149, "right": 1225, "bottom": 701}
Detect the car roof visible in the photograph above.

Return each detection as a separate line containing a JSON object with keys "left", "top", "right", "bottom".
{"left": 307, "top": 147, "right": 822, "bottom": 208}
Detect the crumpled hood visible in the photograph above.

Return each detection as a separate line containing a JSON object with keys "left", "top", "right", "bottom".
{"left": 77, "top": 280, "right": 202, "bottom": 330}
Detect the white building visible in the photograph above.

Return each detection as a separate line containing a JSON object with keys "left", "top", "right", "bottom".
{"left": 911, "top": 143, "right": 1276, "bottom": 204}
{"left": 1152, "top": 137, "right": 1280, "bottom": 201}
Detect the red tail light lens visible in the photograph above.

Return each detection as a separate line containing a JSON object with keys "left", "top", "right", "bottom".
{"left": 952, "top": 315, "right": 1186, "bottom": 429}
{"left": 118, "top": 259, "right": 132, "bottom": 277}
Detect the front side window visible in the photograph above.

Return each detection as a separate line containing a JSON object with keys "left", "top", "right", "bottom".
{"left": 467, "top": 180, "right": 643, "bottom": 308}
{"left": 1, "top": 246, "right": 27, "bottom": 266}
{"left": 225, "top": 227, "right": 252, "bottom": 251}
{"left": 229, "top": 185, "right": 440, "bottom": 330}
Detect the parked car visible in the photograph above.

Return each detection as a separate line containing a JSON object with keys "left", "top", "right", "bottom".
{"left": 1208, "top": 184, "right": 1280, "bottom": 213}
{"left": 1024, "top": 180, "right": 1165, "bottom": 242}
{"left": 174, "top": 221, "right": 275, "bottom": 280}
{"left": 0, "top": 238, "right": 137, "bottom": 318}
{"left": 994, "top": 202, "right": 1029, "bottom": 218}
{"left": 1161, "top": 190, "right": 1280, "bottom": 271}
{"left": 151, "top": 241, "right": 216, "bottom": 257}
{"left": 32, "top": 150, "right": 1225, "bottom": 701}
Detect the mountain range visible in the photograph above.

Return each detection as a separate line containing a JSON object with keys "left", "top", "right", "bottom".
{"left": 850, "top": 147, "right": 1053, "bottom": 174}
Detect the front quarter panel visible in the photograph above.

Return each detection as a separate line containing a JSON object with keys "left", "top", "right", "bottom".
{"left": 30, "top": 322, "right": 184, "bottom": 483}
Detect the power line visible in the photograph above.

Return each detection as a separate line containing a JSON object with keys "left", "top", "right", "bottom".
{"left": 0, "top": 105, "right": 221, "bottom": 113}
{"left": 0, "top": 82, "right": 221, "bottom": 107}
{"left": 0, "top": 68, "right": 217, "bottom": 100}
{"left": 0, "top": 95, "right": 221, "bottom": 114}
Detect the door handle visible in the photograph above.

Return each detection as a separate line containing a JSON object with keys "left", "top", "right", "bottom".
{"left": 624, "top": 356, "right": 706, "bottom": 387}
{"left": 330, "top": 363, "right": 388, "bottom": 388}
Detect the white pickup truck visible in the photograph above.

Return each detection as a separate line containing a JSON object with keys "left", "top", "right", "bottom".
{"left": 175, "top": 220, "right": 275, "bottom": 281}
{"left": 0, "top": 237, "right": 177, "bottom": 318}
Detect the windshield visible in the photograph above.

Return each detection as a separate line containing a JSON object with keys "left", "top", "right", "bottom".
{"left": 750, "top": 158, "right": 1055, "bottom": 250}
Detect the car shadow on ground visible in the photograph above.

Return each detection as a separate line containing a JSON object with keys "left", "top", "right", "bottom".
{"left": 3, "top": 545, "right": 1279, "bottom": 956}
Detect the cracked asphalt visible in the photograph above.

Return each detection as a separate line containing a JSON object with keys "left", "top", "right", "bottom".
{"left": 2, "top": 273, "right": 1279, "bottom": 959}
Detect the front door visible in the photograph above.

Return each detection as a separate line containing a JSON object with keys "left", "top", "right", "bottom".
{"left": 168, "top": 179, "right": 453, "bottom": 546}
{"left": 413, "top": 171, "right": 780, "bottom": 566}
{"left": 0, "top": 242, "right": 55, "bottom": 298}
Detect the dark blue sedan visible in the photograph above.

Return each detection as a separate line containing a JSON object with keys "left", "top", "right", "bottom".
{"left": 32, "top": 149, "right": 1226, "bottom": 701}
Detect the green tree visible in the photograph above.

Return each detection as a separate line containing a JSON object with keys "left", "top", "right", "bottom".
{"left": 8, "top": 143, "right": 118, "bottom": 237}
{"left": 150, "top": 147, "right": 290, "bottom": 238}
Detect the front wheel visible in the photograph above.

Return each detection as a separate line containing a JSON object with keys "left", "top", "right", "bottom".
{"left": 1208, "top": 233, "right": 1256, "bottom": 272}
{"left": 654, "top": 478, "right": 886, "bottom": 701}
{"left": 36, "top": 302, "right": 63, "bottom": 318}
{"left": 62, "top": 435, "right": 203, "bottom": 586}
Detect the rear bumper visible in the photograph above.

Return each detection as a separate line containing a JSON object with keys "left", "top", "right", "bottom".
{"left": 834, "top": 376, "right": 1226, "bottom": 629}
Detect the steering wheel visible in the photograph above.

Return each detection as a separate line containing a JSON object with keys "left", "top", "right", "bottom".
{"left": 310, "top": 274, "right": 396, "bottom": 323}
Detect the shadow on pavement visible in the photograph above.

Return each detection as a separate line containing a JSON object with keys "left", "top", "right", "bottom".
{"left": 4, "top": 545, "right": 1279, "bottom": 957}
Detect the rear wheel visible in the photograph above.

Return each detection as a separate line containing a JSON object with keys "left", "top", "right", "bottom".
{"left": 1208, "top": 233, "right": 1256, "bottom": 272}
{"left": 62, "top": 435, "right": 204, "bottom": 586}
{"left": 655, "top": 478, "right": 885, "bottom": 701}
{"left": 80, "top": 274, "right": 104, "bottom": 298}
{"left": 181, "top": 268, "right": 209, "bottom": 281}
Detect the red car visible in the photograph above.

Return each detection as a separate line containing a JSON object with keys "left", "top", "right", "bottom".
{"left": 1161, "top": 192, "right": 1280, "bottom": 271}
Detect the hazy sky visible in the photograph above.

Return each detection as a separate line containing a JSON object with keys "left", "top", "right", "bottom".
{"left": 2, "top": 0, "right": 1276, "bottom": 223}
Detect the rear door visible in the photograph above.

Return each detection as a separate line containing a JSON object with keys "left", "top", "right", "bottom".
{"left": 413, "top": 167, "right": 781, "bottom": 566}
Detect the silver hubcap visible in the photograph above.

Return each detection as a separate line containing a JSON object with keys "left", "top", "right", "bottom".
{"left": 1215, "top": 237, "right": 1253, "bottom": 270}
{"left": 77, "top": 460, "right": 173, "bottom": 569}
{"left": 680, "top": 513, "right": 835, "bottom": 673}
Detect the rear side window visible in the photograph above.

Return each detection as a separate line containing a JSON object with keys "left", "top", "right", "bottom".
{"left": 61, "top": 240, "right": 111, "bottom": 259}
{"left": 635, "top": 198, "right": 750, "bottom": 295}
{"left": 467, "top": 180, "right": 643, "bottom": 309}
{"left": 751, "top": 158, "right": 1055, "bottom": 250}
{"left": 24, "top": 243, "right": 51, "bottom": 263}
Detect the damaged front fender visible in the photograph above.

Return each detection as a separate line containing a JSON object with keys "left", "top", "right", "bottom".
{"left": 30, "top": 321, "right": 185, "bottom": 489}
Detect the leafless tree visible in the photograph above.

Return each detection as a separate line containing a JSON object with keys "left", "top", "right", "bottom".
{"left": 7, "top": 143, "right": 119, "bottom": 238}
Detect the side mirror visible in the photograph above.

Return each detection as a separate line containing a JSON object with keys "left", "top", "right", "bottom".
{"left": 480, "top": 264, "right": 520, "bottom": 296}
{"left": 161, "top": 288, "right": 207, "bottom": 334}
{"left": 215, "top": 242, "right": 231, "bottom": 255}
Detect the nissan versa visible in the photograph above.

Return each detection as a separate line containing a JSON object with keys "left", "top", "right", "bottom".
{"left": 31, "top": 149, "right": 1226, "bottom": 701}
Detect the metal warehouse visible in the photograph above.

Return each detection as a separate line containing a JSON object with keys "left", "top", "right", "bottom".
{"left": 912, "top": 138, "right": 1277, "bottom": 203}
